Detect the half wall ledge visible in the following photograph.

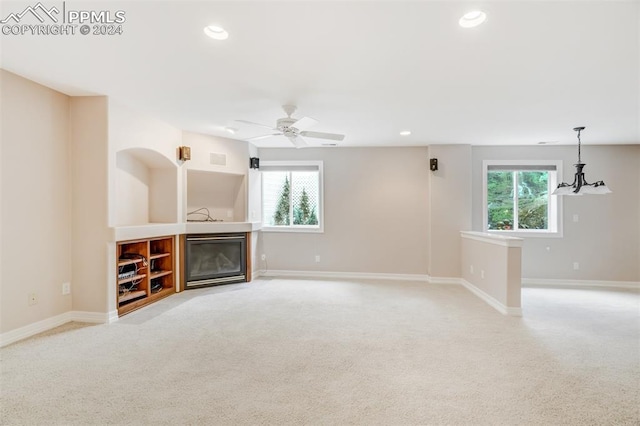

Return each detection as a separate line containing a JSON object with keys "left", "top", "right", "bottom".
{"left": 460, "top": 231, "right": 523, "bottom": 316}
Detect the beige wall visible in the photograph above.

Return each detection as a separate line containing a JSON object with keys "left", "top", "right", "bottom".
{"left": 428, "top": 145, "right": 473, "bottom": 278}
{"left": 182, "top": 131, "right": 251, "bottom": 223}
{"left": 472, "top": 145, "right": 640, "bottom": 281}
{"left": 247, "top": 143, "right": 261, "bottom": 223}
{"left": 115, "top": 152, "right": 150, "bottom": 225}
{"left": 183, "top": 131, "right": 250, "bottom": 176}
{"left": 108, "top": 101, "right": 183, "bottom": 226}
{"left": 0, "top": 70, "right": 72, "bottom": 332}
{"left": 70, "top": 96, "right": 111, "bottom": 313}
{"left": 186, "top": 170, "right": 246, "bottom": 222}
{"left": 258, "top": 147, "right": 430, "bottom": 275}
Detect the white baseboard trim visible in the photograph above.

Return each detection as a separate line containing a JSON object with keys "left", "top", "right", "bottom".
{"left": 0, "top": 312, "right": 72, "bottom": 348}
{"left": 460, "top": 279, "right": 522, "bottom": 317}
{"left": 69, "top": 310, "right": 114, "bottom": 324}
{"left": 260, "top": 269, "right": 430, "bottom": 282}
{"left": 522, "top": 278, "right": 640, "bottom": 290}
{"left": 1, "top": 310, "right": 113, "bottom": 348}
{"left": 428, "top": 276, "right": 463, "bottom": 285}
{"left": 107, "top": 310, "right": 120, "bottom": 323}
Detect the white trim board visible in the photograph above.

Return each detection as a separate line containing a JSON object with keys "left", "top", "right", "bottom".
{"left": 460, "top": 279, "right": 523, "bottom": 317}
{"left": 260, "top": 270, "right": 429, "bottom": 282}
{"left": 522, "top": 278, "right": 639, "bottom": 290}
{"left": 0, "top": 310, "right": 112, "bottom": 348}
{"left": 257, "top": 271, "right": 638, "bottom": 290}
{"left": 428, "top": 276, "right": 463, "bottom": 285}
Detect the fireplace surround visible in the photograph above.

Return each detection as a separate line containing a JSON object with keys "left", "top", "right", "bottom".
{"left": 183, "top": 233, "right": 248, "bottom": 288}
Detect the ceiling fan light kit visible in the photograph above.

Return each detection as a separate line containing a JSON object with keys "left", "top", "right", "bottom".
{"left": 552, "top": 127, "right": 612, "bottom": 196}
{"left": 236, "top": 105, "right": 345, "bottom": 148}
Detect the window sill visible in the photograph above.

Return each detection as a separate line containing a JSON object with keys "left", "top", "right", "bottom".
{"left": 484, "top": 230, "right": 563, "bottom": 239}
{"left": 261, "top": 226, "right": 324, "bottom": 234}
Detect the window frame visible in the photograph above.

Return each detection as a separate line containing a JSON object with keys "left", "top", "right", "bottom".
{"left": 260, "top": 160, "right": 324, "bottom": 233}
{"left": 482, "top": 160, "right": 563, "bottom": 238}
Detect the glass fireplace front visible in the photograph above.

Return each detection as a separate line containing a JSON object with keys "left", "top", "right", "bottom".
{"left": 185, "top": 234, "right": 246, "bottom": 288}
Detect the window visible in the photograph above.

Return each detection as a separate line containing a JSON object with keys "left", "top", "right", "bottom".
{"left": 483, "top": 160, "right": 562, "bottom": 236}
{"left": 261, "top": 161, "right": 323, "bottom": 232}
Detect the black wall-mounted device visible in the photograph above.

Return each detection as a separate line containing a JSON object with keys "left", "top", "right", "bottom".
{"left": 249, "top": 157, "right": 260, "bottom": 169}
{"left": 430, "top": 158, "right": 438, "bottom": 171}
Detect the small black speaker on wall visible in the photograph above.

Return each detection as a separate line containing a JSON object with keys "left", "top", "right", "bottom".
{"left": 250, "top": 157, "right": 260, "bottom": 169}
{"left": 430, "top": 158, "right": 438, "bottom": 171}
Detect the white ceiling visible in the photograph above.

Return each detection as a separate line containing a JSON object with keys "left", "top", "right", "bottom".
{"left": 1, "top": 0, "right": 639, "bottom": 147}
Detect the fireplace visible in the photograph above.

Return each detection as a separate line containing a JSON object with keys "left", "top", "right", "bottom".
{"left": 184, "top": 234, "right": 247, "bottom": 288}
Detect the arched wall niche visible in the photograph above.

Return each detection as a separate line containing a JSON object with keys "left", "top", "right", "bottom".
{"left": 115, "top": 148, "right": 178, "bottom": 226}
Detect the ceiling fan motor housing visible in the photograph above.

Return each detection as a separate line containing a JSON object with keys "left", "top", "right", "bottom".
{"left": 277, "top": 117, "right": 298, "bottom": 134}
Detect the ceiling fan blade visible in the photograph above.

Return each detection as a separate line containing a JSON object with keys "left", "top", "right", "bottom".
{"left": 235, "top": 120, "right": 276, "bottom": 130}
{"left": 290, "top": 136, "right": 308, "bottom": 149}
{"left": 290, "top": 116, "right": 318, "bottom": 131}
{"left": 246, "top": 133, "right": 282, "bottom": 141}
{"left": 300, "top": 130, "right": 345, "bottom": 141}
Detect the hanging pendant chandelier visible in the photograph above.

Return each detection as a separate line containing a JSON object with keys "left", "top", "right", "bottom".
{"left": 552, "top": 127, "right": 612, "bottom": 196}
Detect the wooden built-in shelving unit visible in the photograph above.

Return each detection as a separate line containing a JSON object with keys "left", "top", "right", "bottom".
{"left": 116, "top": 236, "right": 175, "bottom": 316}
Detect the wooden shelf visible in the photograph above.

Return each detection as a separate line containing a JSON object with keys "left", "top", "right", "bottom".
{"left": 150, "top": 253, "right": 170, "bottom": 260}
{"left": 118, "top": 258, "right": 146, "bottom": 267}
{"left": 150, "top": 270, "right": 172, "bottom": 279}
{"left": 118, "top": 273, "right": 147, "bottom": 285}
{"left": 117, "top": 236, "right": 175, "bottom": 316}
{"left": 118, "top": 290, "right": 147, "bottom": 303}
{"left": 148, "top": 287, "right": 174, "bottom": 302}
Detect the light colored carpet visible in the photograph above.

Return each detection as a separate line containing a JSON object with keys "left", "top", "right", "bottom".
{"left": 1, "top": 278, "right": 638, "bottom": 425}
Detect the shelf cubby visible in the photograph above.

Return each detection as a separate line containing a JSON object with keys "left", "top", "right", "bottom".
{"left": 117, "top": 236, "right": 175, "bottom": 316}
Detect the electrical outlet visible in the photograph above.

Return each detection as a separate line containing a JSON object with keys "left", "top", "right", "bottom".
{"left": 261, "top": 254, "right": 266, "bottom": 261}
{"left": 226, "top": 210, "right": 233, "bottom": 218}
{"left": 573, "top": 262, "right": 580, "bottom": 270}
{"left": 28, "top": 292, "right": 38, "bottom": 306}
{"left": 62, "top": 282, "right": 71, "bottom": 295}
{"left": 573, "top": 214, "right": 579, "bottom": 222}
{"left": 315, "top": 255, "right": 320, "bottom": 263}
{"left": 470, "top": 265, "right": 474, "bottom": 274}
{"left": 480, "top": 270, "right": 485, "bottom": 279}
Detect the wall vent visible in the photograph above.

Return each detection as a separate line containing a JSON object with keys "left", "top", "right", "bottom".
{"left": 210, "top": 153, "right": 227, "bottom": 166}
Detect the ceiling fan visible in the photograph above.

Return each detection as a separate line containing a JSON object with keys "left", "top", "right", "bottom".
{"left": 236, "top": 105, "right": 345, "bottom": 148}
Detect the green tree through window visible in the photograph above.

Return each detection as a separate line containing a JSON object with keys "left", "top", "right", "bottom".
{"left": 263, "top": 165, "right": 322, "bottom": 229}
{"left": 486, "top": 167, "right": 554, "bottom": 231}
{"left": 293, "top": 188, "right": 318, "bottom": 225}
{"left": 273, "top": 176, "right": 290, "bottom": 225}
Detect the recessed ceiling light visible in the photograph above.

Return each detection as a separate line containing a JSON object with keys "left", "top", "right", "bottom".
{"left": 537, "top": 141, "right": 559, "bottom": 145}
{"left": 399, "top": 130, "right": 411, "bottom": 136}
{"left": 225, "top": 127, "right": 237, "bottom": 135}
{"left": 204, "top": 25, "right": 229, "bottom": 40}
{"left": 459, "top": 11, "right": 487, "bottom": 28}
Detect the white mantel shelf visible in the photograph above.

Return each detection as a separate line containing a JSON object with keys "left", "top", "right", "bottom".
{"left": 185, "top": 221, "right": 262, "bottom": 234}
{"left": 111, "top": 222, "right": 262, "bottom": 241}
